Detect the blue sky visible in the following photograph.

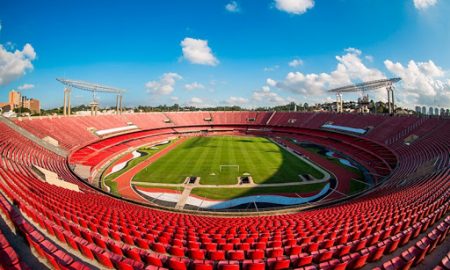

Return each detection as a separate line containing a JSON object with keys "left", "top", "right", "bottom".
{"left": 0, "top": 0, "right": 449, "bottom": 109}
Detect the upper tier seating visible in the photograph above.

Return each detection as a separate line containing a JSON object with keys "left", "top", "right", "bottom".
{"left": 13, "top": 112, "right": 275, "bottom": 150}
{"left": 13, "top": 113, "right": 171, "bottom": 150}
{"left": 0, "top": 112, "right": 448, "bottom": 270}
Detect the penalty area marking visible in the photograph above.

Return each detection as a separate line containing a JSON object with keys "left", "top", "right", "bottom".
{"left": 219, "top": 164, "right": 240, "bottom": 173}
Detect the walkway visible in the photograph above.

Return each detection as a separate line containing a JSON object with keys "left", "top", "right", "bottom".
{"left": 174, "top": 186, "right": 193, "bottom": 209}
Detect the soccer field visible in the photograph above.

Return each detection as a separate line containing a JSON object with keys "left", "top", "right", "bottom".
{"left": 132, "top": 136, "right": 324, "bottom": 185}
{"left": 133, "top": 136, "right": 323, "bottom": 185}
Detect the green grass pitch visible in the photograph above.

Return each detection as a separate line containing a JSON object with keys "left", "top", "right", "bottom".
{"left": 132, "top": 136, "right": 324, "bottom": 185}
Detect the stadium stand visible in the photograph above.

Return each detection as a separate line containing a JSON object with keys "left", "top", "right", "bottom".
{"left": 0, "top": 112, "right": 449, "bottom": 270}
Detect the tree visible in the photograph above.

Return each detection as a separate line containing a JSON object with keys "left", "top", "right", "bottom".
{"left": 14, "top": 107, "right": 31, "bottom": 115}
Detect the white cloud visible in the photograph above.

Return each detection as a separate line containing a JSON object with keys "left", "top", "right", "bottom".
{"left": 288, "top": 58, "right": 303, "bottom": 67}
{"left": 275, "top": 0, "right": 314, "bottom": 15}
{"left": 252, "top": 85, "right": 286, "bottom": 105}
{"left": 23, "top": 44, "right": 36, "bottom": 59}
{"left": 0, "top": 43, "right": 37, "bottom": 86}
{"left": 181, "top": 37, "right": 219, "bottom": 66}
{"left": 413, "top": 0, "right": 437, "bottom": 10}
{"left": 385, "top": 59, "right": 450, "bottom": 107}
{"left": 185, "top": 97, "right": 218, "bottom": 108}
{"left": 336, "top": 48, "right": 384, "bottom": 81}
{"left": 226, "top": 96, "right": 248, "bottom": 105}
{"left": 225, "top": 1, "right": 240, "bottom": 12}
{"left": 170, "top": 96, "right": 179, "bottom": 103}
{"left": 191, "top": 97, "right": 203, "bottom": 103}
{"left": 345, "top": 47, "right": 361, "bottom": 55}
{"left": 185, "top": 97, "right": 204, "bottom": 107}
{"left": 18, "top": 83, "right": 34, "bottom": 90}
{"left": 270, "top": 48, "right": 385, "bottom": 96}
{"left": 266, "top": 78, "right": 277, "bottom": 87}
{"left": 184, "top": 82, "right": 205, "bottom": 91}
{"left": 264, "top": 65, "right": 280, "bottom": 72}
{"left": 145, "top": 73, "right": 182, "bottom": 95}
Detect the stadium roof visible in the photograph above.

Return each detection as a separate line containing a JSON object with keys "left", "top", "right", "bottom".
{"left": 56, "top": 78, "right": 126, "bottom": 94}
{"left": 328, "top": 78, "right": 401, "bottom": 93}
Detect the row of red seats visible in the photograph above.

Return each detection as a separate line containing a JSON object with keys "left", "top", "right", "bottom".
{"left": 0, "top": 190, "right": 89, "bottom": 269}
{"left": 376, "top": 217, "right": 449, "bottom": 269}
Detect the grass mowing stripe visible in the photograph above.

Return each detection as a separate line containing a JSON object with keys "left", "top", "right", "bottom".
{"left": 191, "top": 137, "right": 214, "bottom": 180}
{"left": 261, "top": 141, "right": 282, "bottom": 178}
{"left": 148, "top": 147, "right": 181, "bottom": 181}
{"left": 237, "top": 137, "right": 258, "bottom": 176}
{"left": 210, "top": 137, "right": 235, "bottom": 185}
{"left": 278, "top": 149, "right": 301, "bottom": 182}
{"left": 210, "top": 137, "right": 226, "bottom": 183}
{"left": 221, "top": 136, "right": 239, "bottom": 185}
{"left": 247, "top": 138, "right": 274, "bottom": 181}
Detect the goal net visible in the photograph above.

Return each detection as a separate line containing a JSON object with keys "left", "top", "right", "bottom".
{"left": 219, "top": 165, "right": 240, "bottom": 173}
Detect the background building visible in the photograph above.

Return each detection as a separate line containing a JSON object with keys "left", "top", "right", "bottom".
{"left": 415, "top": 106, "right": 421, "bottom": 114}
{"left": 8, "top": 90, "right": 21, "bottom": 109}
{"left": 3, "top": 90, "right": 41, "bottom": 114}
{"left": 22, "top": 97, "right": 41, "bottom": 114}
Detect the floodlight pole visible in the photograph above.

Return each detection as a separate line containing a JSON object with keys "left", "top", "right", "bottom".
{"left": 116, "top": 94, "right": 124, "bottom": 114}
{"left": 336, "top": 92, "right": 343, "bottom": 113}
{"left": 68, "top": 89, "right": 71, "bottom": 115}
{"left": 116, "top": 95, "right": 120, "bottom": 114}
{"left": 386, "top": 84, "right": 395, "bottom": 115}
{"left": 119, "top": 95, "right": 123, "bottom": 114}
{"left": 63, "top": 90, "right": 67, "bottom": 115}
{"left": 392, "top": 87, "right": 395, "bottom": 114}
{"left": 63, "top": 87, "right": 72, "bottom": 116}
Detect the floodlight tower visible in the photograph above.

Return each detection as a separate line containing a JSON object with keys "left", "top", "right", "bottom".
{"left": 328, "top": 78, "right": 401, "bottom": 114}
{"left": 63, "top": 87, "right": 71, "bottom": 115}
{"left": 56, "top": 78, "right": 126, "bottom": 116}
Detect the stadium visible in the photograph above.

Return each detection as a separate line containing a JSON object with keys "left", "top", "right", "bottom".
{"left": 1, "top": 1, "right": 450, "bottom": 270}
{"left": 0, "top": 109, "right": 449, "bottom": 270}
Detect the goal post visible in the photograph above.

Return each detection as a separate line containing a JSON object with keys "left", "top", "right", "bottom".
{"left": 219, "top": 165, "right": 240, "bottom": 173}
